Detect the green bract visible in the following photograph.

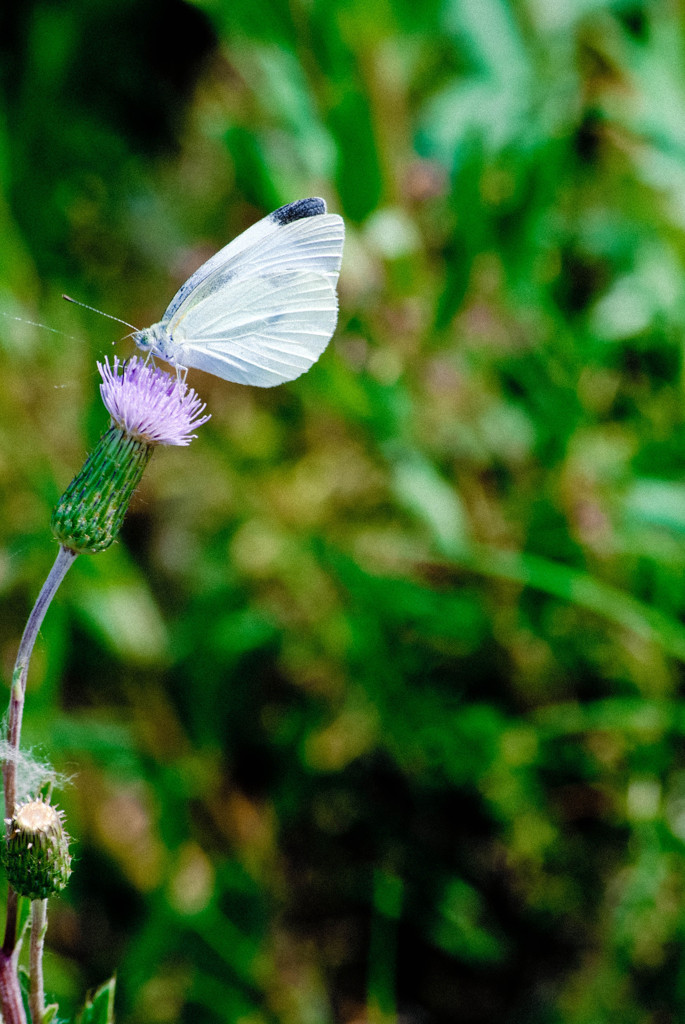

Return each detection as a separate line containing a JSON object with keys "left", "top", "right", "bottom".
{"left": 51, "top": 426, "right": 153, "bottom": 554}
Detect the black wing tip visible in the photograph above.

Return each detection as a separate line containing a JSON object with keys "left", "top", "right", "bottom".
{"left": 271, "top": 197, "right": 327, "bottom": 225}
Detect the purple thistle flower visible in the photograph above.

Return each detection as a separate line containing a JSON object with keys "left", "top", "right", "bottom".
{"left": 98, "top": 356, "right": 210, "bottom": 446}
{"left": 52, "top": 357, "right": 211, "bottom": 553}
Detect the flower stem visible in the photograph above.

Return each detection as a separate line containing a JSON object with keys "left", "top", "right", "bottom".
{"left": 28, "top": 900, "right": 47, "bottom": 1024}
{"left": 0, "top": 948, "right": 25, "bottom": 1024}
{"left": 2, "top": 545, "right": 77, "bottom": 956}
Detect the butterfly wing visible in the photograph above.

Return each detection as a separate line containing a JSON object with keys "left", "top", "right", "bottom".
{"left": 170, "top": 269, "right": 339, "bottom": 387}
{"left": 162, "top": 198, "right": 343, "bottom": 323}
{"left": 161, "top": 199, "right": 344, "bottom": 387}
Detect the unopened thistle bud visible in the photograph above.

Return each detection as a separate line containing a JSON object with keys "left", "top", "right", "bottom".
{"left": 51, "top": 357, "right": 210, "bottom": 554}
{"left": 4, "top": 796, "right": 71, "bottom": 899}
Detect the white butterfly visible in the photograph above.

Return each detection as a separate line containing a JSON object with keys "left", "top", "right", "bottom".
{"left": 132, "top": 197, "right": 344, "bottom": 387}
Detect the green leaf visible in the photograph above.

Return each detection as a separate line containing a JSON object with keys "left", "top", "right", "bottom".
{"left": 42, "top": 1004, "right": 59, "bottom": 1024}
{"left": 69, "top": 551, "right": 168, "bottom": 666}
{"left": 328, "top": 89, "right": 383, "bottom": 222}
{"left": 78, "top": 977, "right": 116, "bottom": 1024}
{"left": 624, "top": 479, "right": 685, "bottom": 534}
{"left": 391, "top": 450, "right": 469, "bottom": 556}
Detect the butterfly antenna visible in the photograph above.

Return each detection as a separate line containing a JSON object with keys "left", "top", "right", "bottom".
{"left": 62, "top": 294, "right": 139, "bottom": 332}
{"left": 0, "top": 311, "right": 69, "bottom": 337}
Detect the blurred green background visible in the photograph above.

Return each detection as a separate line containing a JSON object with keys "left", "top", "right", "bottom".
{"left": 4, "top": 0, "right": 685, "bottom": 1020}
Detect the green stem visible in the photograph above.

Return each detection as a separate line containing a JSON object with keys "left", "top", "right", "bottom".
{"left": 28, "top": 900, "right": 47, "bottom": 1024}
{"left": 0, "top": 949, "right": 25, "bottom": 1024}
{"left": 2, "top": 546, "right": 77, "bottom": 956}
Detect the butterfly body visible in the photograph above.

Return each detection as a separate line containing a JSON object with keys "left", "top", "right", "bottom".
{"left": 133, "top": 321, "right": 179, "bottom": 363}
{"left": 132, "top": 198, "right": 344, "bottom": 388}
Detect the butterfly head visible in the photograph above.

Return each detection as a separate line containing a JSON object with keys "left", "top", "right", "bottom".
{"left": 132, "top": 326, "right": 154, "bottom": 353}
{"left": 133, "top": 323, "right": 180, "bottom": 367}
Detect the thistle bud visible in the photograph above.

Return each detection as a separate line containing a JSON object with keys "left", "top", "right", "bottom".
{"left": 51, "top": 426, "right": 153, "bottom": 553}
{"left": 51, "top": 357, "right": 210, "bottom": 554}
{"left": 4, "top": 797, "right": 72, "bottom": 899}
